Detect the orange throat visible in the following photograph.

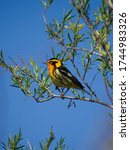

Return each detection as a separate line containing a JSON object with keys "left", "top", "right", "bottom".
{"left": 47, "top": 63, "right": 55, "bottom": 77}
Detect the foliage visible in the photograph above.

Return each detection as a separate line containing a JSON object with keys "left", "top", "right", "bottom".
{"left": 0, "top": 0, "right": 113, "bottom": 109}
{"left": 1, "top": 129, "right": 69, "bottom": 150}
{"left": 1, "top": 129, "right": 24, "bottom": 150}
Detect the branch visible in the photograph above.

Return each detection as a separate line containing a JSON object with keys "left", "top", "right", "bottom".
{"left": 105, "top": 0, "right": 113, "bottom": 10}
{"left": 103, "top": 77, "right": 113, "bottom": 103}
{"left": 69, "top": 58, "right": 99, "bottom": 99}
{"left": 70, "top": 0, "right": 113, "bottom": 65}
{"left": 34, "top": 92, "right": 113, "bottom": 109}
{"left": 63, "top": 44, "right": 102, "bottom": 57}
{"left": 42, "top": 4, "right": 103, "bottom": 58}
{"left": 0, "top": 53, "right": 112, "bottom": 109}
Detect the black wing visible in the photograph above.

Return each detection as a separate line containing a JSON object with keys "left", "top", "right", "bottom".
{"left": 58, "top": 65, "right": 84, "bottom": 89}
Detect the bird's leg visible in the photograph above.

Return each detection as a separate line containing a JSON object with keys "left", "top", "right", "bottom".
{"left": 55, "top": 87, "right": 69, "bottom": 98}
{"left": 55, "top": 86, "right": 61, "bottom": 92}
{"left": 60, "top": 88, "right": 69, "bottom": 97}
{"left": 60, "top": 88, "right": 66, "bottom": 98}
{"left": 55, "top": 87, "right": 65, "bottom": 98}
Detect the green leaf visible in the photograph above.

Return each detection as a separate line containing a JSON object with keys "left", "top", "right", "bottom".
{"left": 83, "top": 0, "right": 89, "bottom": 9}
{"left": 54, "top": 137, "right": 66, "bottom": 150}
{"left": 10, "top": 65, "right": 15, "bottom": 73}
{"left": 0, "top": 50, "right": 4, "bottom": 59}
{"left": 30, "top": 57, "right": 36, "bottom": 67}
{"left": 21, "top": 88, "right": 26, "bottom": 95}
{"left": 64, "top": 9, "right": 73, "bottom": 22}
{"left": 67, "top": 33, "right": 72, "bottom": 43}
{"left": 106, "top": 41, "right": 110, "bottom": 51}
{"left": 99, "top": 49, "right": 107, "bottom": 56}
{"left": 39, "top": 129, "right": 55, "bottom": 150}
{"left": 11, "top": 84, "right": 20, "bottom": 88}
{"left": 106, "top": 78, "right": 113, "bottom": 89}
{"left": 49, "top": 0, "right": 53, "bottom": 5}
{"left": 66, "top": 15, "right": 75, "bottom": 22}
{"left": 51, "top": 47, "right": 55, "bottom": 57}
{"left": 53, "top": 19, "right": 60, "bottom": 29}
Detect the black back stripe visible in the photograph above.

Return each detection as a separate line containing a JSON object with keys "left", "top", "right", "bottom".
{"left": 58, "top": 66, "right": 84, "bottom": 89}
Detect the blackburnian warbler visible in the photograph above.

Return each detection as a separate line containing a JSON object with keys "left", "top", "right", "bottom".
{"left": 47, "top": 58, "right": 84, "bottom": 90}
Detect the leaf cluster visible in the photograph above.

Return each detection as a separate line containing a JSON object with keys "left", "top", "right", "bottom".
{"left": 2, "top": 129, "right": 24, "bottom": 150}
{"left": 2, "top": 129, "right": 70, "bottom": 150}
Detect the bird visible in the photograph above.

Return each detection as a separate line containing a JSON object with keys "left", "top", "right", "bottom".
{"left": 47, "top": 58, "right": 84, "bottom": 91}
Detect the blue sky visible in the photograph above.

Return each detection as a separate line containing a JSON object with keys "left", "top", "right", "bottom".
{"left": 0, "top": 0, "right": 112, "bottom": 149}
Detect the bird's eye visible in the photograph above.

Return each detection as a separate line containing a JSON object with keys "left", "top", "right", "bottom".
{"left": 51, "top": 61, "right": 57, "bottom": 66}
{"left": 52, "top": 62, "right": 55, "bottom": 65}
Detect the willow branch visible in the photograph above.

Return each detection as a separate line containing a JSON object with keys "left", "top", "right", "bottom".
{"left": 35, "top": 92, "right": 113, "bottom": 109}
{"left": 0, "top": 58, "right": 112, "bottom": 109}
{"left": 70, "top": 0, "right": 113, "bottom": 65}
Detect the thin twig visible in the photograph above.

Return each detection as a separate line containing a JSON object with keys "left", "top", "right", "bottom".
{"left": 90, "top": 72, "right": 99, "bottom": 87}
{"left": 103, "top": 77, "right": 113, "bottom": 103}
{"left": 42, "top": 12, "right": 48, "bottom": 26}
{"left": 105, "top": 0, "right": 113, "bottom": 10}
{"left": 70, "top": 58, "right": 81, "bottom": 78}
{"left": 82, "top": 64, "right": 88, "bottom": 81}
{"left": 66, "top": 46, "right": 102, "bottom": 57}
{"left": 27, "top": 140, "right": 33, "bottom": 150}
